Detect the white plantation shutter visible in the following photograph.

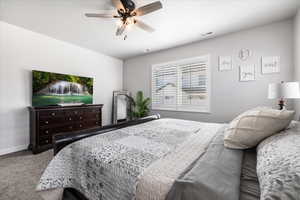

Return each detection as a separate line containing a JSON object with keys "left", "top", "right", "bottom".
{"left": 152, "top": 55, "right": 210, "bottom": 112}
{"left": 152, "top": 65, "right": 177, "bottom": 110}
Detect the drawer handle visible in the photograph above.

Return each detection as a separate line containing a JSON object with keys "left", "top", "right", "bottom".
{"left": 45, "top": 121, "right": 49, "bottom": 124}
{"left": 69, "top": 118, "right": 72, "bottom": 121}
{"left": 69, "top": 126, "right": 73, "bottom": 129}
{"left": 51, "top": 113, "right": 55, "bottom": 116}
{"left": 45, "top": 140, "right": 49, "bottom": 143}
{"left": 79, "top": 124, "right": 82, "bottom": 128}
{"left": 95, "top": 122, "right": 98, "bottom": 125}
{"left": 45, "top": 130, "right": 49, "bottom": 134}
{"left": 80, "top": 116, "right": 82, "bottom": 120}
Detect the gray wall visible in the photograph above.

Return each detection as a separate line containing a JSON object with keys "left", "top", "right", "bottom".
{"left": 294, "top": 10, "right": 300, "bottom": 119}
{"left": 123, "top": 20, "right": 294, "bottom": 123}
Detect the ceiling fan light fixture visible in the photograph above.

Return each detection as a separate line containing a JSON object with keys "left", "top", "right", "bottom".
{"left": 85, "top": 0, "right": 162, "bottom": 37}
{"left": 116, "top": 19, "right": 123, "bottom": 26}
{"left": 126, "top": 17, "right": 135, "bottom": 25}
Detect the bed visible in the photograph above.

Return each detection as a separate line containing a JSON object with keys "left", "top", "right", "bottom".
{"left": 36, "top": 115, "right": 260, "bottom": 200}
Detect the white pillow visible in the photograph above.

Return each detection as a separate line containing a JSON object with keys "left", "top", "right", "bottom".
{"left": 224, "top": 107, "right": 295, "bottom": 149}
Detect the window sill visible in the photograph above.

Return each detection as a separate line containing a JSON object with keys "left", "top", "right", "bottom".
{"left": 151, "top": 108, "right": 211, "bottom": 114}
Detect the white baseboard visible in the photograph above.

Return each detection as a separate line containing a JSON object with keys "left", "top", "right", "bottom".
{"left": 0, "top": 144, "right": 28, "bottom": 156}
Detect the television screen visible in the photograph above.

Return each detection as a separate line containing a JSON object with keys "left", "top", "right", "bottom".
{"left": 32, "top": 70, "right": 93, "bottom": 107}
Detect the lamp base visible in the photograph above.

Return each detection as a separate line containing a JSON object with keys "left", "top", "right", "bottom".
{"left": 278, "top": 99, "right": 285, "bottom": 110}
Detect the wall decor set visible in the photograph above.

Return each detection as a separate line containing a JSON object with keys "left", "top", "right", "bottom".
{"left": 218, "top": 49, "right": 280, "bottom": 82}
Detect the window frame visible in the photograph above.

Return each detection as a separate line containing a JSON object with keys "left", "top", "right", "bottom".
{"left": 151, "top": 55, "right": 211, "bottom": 113}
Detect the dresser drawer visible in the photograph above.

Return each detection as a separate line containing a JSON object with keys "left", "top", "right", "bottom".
{"left": 64, "top": 109, "right": 84, "bottom": 116}
{"left": 82, "top": 108, "right": 100, "bottom": 113}
{"left": 39, "top": 116, "right": 65, "bottom": 126}
{"left": 39, "top": 110, "right": 64, "bottom": 118}
{"left": 84, "top": 120, "right": 101, "bottom": 127}
{"left": 64, "top": 109, "right": 96, "bottom": 121}
{"left": 40, "top": 124, "right": 76, "bottom": 135}
{"left": 64, "top": 115, "right": 76, "bottom": 122}
{"left": 39, "top": 115, "right": 83, "bottom": 126}
{"left": 39, "top": 136, "right": 52, "bottom": 146}
{"left": 39, "top": 128, "right": 53, "bottom": 136}
{"left": 83, "top": 111, "right": 100, "bottom": 119}
{"left": 75, "top": 120, "right": 100, "bottom": 130}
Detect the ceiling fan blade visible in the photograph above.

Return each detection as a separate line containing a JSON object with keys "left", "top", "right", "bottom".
{"left": 134, "top": 19, "right": 155, "bottom": 33}
{"left": 116, "top": 23, "right": 127, "bottom": 36}
{"left": 134, "top": 1, "right": 162, "bottom": 16}
{"left": 85, "top": 13, "right": 117, "bottom": 18}
{"left": 111, "top": 0, "right": 125, "bottom": 11}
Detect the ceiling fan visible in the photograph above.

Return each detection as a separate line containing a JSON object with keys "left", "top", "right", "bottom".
{"left": 85, "top": 0, "right": 163, "bottom": 38}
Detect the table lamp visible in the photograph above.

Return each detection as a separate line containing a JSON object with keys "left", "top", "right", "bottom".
{"left": 268, "top": 81, "right": 300, "bottom": 110}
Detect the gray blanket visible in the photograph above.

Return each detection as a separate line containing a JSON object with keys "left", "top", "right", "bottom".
{"left": 37, "top": 119, "right": 220, "bottom": 200}
{"left": 166, "top": 130, "right": 243, "bottom": 200}
{"left": 240, "top": 149, "right": 260, "bottom": 200}
{"left": 37, "top": 119, "right": 244, "bottom": 200}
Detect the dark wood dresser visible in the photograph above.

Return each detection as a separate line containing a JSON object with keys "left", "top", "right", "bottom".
{"left": 28, "top": 104, "right": 103, "bottom": 154}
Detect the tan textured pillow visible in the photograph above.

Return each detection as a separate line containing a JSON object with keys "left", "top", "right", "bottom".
{"left": 224, "top": 107, "right": 295, "bottom": 149}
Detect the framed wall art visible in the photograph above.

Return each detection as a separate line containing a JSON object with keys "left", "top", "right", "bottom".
{"left": 240, "top": 65, "right": 255, "bottom": 82}
{"left": 219, "top": 56, "right": 232, "bottom": 71}
{"left": 261, "top": 56, "right": 280, "bottom": 74}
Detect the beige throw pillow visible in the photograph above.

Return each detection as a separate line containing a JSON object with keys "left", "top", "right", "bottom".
{"left": 224, "top": 107, "right": 295, "bottom": 149}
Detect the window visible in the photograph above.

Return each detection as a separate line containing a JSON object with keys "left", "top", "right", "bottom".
{"left": 151, "top": 55, "right": 210, "bottom": 113}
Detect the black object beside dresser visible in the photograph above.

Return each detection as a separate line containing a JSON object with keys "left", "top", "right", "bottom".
{"left": 28, "top": 104, "right": 103, "bottom": 154}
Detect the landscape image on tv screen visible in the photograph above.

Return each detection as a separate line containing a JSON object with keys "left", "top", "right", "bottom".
{"left": 32, "top": 70, "right": 93, "bottom": 107}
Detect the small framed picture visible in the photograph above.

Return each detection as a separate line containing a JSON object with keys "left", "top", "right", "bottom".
{"left": 240, "top": 65, "right": 255, "bottom": 81}
{"left": 219, "top": 56, "right": 232, "bottom": 71}
{"left": 262, "top": 56, "right": 280, "bottom": 74}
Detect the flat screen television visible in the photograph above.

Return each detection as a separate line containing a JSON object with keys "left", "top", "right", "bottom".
{"left": 32, "top": 70, "right": 93, "bottom": 107}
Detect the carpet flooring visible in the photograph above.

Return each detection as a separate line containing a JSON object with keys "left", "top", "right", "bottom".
{"left": 0, "top": 150, "right": 53, "bottom": 200}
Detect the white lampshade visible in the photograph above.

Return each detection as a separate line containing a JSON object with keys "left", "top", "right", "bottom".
{"left": 268, "top": 82, "right": 300, "bottom": 99}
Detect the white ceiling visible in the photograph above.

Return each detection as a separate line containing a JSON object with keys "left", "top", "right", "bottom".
{"left": 1, "top": 0, "right": 300, "bottom": 59}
